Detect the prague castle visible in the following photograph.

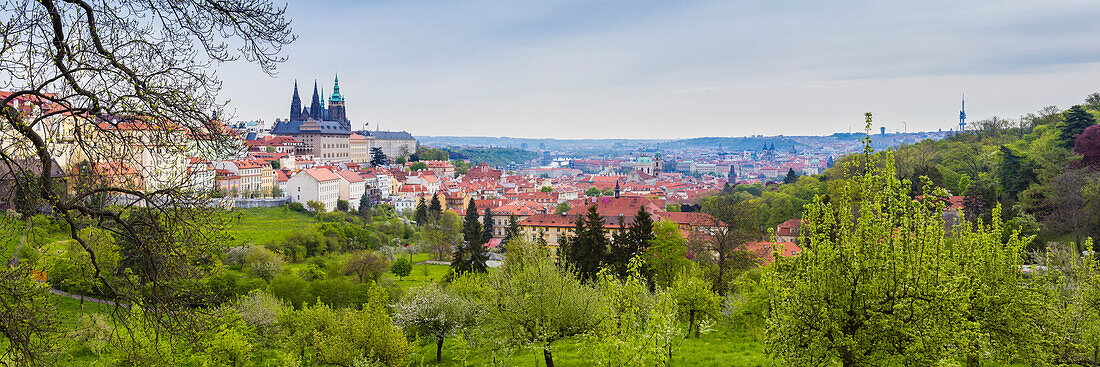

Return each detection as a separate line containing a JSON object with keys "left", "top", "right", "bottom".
{"left": 271, "top": 76, "right": 416, "bottom": 164}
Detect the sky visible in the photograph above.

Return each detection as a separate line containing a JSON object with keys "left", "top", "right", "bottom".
{"left": 217, "top": 0, "right": 1100, "bottom": 139}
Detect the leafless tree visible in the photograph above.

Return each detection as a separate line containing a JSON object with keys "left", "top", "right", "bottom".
{"left": 0, "top": 0, "right": 293, "bottom": 363}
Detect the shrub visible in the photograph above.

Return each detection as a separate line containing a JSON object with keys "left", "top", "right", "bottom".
{"left": 270, "top": 273, "right": 311, "bottom": 309}
{"left": 336, "top": 199, "right": 349, "bottom": 212}
{"left": 243, "top": 246, "right": 283, "bottom": 281}
{"left": 224, "top": 246, "right": 249, "bottom": 268}
{"left": 287, "top": 202, "right": 305, "bottom": 212}
{"left": 391, "top": 258, "right": 412, "bottom": 279}
{"left": 230, "top": 290, "right": 288, "bottom": 340}
{"left": 343, "top": 251, "right": 389, "bottom": 283}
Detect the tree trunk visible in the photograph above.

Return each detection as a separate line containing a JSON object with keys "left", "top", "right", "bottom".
{"left": 717, "top": 253, "right": 726, "bottom": 296}
{"left": 436, "top": 337, "right": 444, "bottom": 362}
{"left": 966, "top": 354, "right": 978, "bottom": 367}
{"left": 543, "top": 347, "right": 554, "bottom": 367}
{"left": 1094, "top": 345, "right": 1099, "bottom": 365}
{"left": 686, "top": 310, "right": 696, "bottom": 339}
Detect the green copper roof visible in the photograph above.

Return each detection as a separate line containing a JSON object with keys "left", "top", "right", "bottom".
{"left": 636, "top": 156, "right": 653, "bottom": 164}
{"left": 329, "top": 75, "right": 345, "bottom": 102}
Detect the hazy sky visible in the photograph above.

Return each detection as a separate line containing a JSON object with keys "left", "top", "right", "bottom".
{"left": 217, "top": 0, "right": 1100, "bottom": 139}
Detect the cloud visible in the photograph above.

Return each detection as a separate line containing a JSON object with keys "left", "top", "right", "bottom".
{"left": 215, "top": 0, "right": 1100, "bottom": 138}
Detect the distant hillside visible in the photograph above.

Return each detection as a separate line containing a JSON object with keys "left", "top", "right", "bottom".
{"left": 664, "top": 136, "right": 808, "bottom": 151}
{"left": 444, "top": 147, "right": 541, "bottom": 167}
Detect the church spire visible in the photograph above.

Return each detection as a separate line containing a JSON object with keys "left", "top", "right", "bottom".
{"left": 290, "top": 80, "right": 302, "bottom": 120}
{"left": 310, "top": 80, "right": 322, "bottom": 120}
{"left": 330, "top": 74, "right": 344, "bottom": 102}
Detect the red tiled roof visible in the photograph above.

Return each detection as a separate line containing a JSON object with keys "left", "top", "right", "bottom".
{"left": 336, "top": 170, "right": 364, "bottom": 183}
{"left": 743, "top": 242, "right": 801, "bottom": 265}
{"left": 303, "top": 168, "right": 339, "bottom": 182}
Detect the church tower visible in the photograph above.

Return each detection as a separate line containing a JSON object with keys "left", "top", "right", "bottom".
{"left": 289, "top": 81, "right": 303, "bottom": 121}
{"left": 327, "top": 74, "right": 349, "bottom": 130}
{"left": 309, "top": 81, "right": 323, "bottom": 120}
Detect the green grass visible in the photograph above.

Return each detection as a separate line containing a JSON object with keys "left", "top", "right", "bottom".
{"left": 389, "top": 263, "right": 452, "bottom": 291}
{"left": 224, "top": 207, "right": 317, "bottom": 246}
{"left": 404, "top": 325, "right": 770, "bottom": 366}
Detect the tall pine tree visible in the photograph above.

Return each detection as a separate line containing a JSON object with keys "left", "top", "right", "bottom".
{"left": 783, "top": 168, "right": 798, "bottom": 184}
{"left": 415, "top": 197, "right": 429, "bottom": 226}
{"left": 453, "top": 199, "right": 488, "bottom": 275}
{"left": 370, "top": 147, "right": 387, "bottom": 167}
{"left": 563, "top": 205, "right": 609, "bottom": 282}
{"left": 997, "top": 146, "right": 1035, "bottom": 201}
{"left": 481, "top": 209, "right": 494, "bottom": 245}
{"left": 462, "top": 199, "right": 482, "bottom": 244}
{"left": 609, "top": 206, "right": 654, "bottom": 277}
{"left": 503, "top": 214, "right": 521, "bottom": 243}
{"left": 1059, "top": 105, "right": 1097, "bottom": 149}
{"left": 428, "top": 194, "right": 443, "bottom": 219}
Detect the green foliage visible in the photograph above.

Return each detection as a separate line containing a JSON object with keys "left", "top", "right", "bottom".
{"left": 1060, "top": 105, "right": 1097, "bottom": 149}
{"left": 243, "top": 245, "right": 283, "bottom": 281}
{"left": 409, "top": 161, "right": 428, "bottom": 172}
{"left": 0, "top": 264, "right": 60, "bottom": 365}
{"left": 305, "top": 200, "right": 326, "bottom": 213}
{"left": 585, "top": 263, "right": 681, "bottom": 366}
{"left": 278, "top": 284, "right": 409, "bottom": 366}
{"left": 287, "top": 202, "right": 305, "bottom": 212}
{"left": 391, "top": 257, "right": 412, "bottom": 279}
{"left": 480, "top": 209, "right": 494, "bottom": 245}
{"left": 394, "top": 283, "right": 473, "bottom": 362}
{"left": 646, "top": 221, "right": 691, "bottom": 288}
{"left": 484, "top": 238, "right": 605, "bottom": 367}
{"left": 395, "top": 157, "right": 406, "bottom": 165}
{"left": 343, "top": 250, "right": 390, "bottom": 283}
{"left": 461, "top": 199, "right": 482, "bottom": 244}
{"left": 444, "top": 147, "right": 540, "bottom": 167}
{"left": 269, "top": 273, "right": 311, "bottom": 309}
{"left": 555, "top": 201, "right": 571, "bottom": 214}
{"left": 609, "top": 206, "right": 654, "bottom": 278}
{"left": 584, "top": 187, "right": 601, "bottom": 197}
{"left": 416, "top": 147, "right": 450, "bottom": 161}
{"left": 766, "top": 119, "right": 1036, "bottom": 366}
{"left": 561, "top": 205, "right": 609, "bottom": 282}
{"left": 423, "top": 211, "right": 462, "bottom": 261}
{"left": 671, "top": 267, "right": 721, "bottom": 339}
{"left": 539, "top": 186, "right": 553, "bottom": 193}
{"left": 336, "top": 199, "right": 349, "bottom": 212}
{"left": 370, "top": 147, "right": 388, "bottom": 167}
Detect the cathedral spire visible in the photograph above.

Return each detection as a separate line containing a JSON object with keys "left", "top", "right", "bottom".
{"left": 290, "top": 80, "right": 302, "bottom": 120}
{"left": 330, "top": 74, "right": 344, "bottom": 102}
{"left": 310, "top": 80, "right": 322, "bottom": 120}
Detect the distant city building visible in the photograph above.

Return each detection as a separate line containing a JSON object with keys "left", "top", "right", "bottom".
{"left": 272, "top": 76, "right": 353, "bottom": 163}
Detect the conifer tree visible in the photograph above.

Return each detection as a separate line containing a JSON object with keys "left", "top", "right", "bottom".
{"left": 998, "top": 145, "right": 1035, "bottom": 200}
{"left": 370, "top": 147, "right": 388, "bottom": 167}
{"left": 415, "top": 197, "right": 429, "bottom": 226}
{"left": 481, "top": 209, "right": 494, "bottom": 245}
{"left": 783, "top": 168, "right": 798, "bottom": 184}
{"left": 1059, "top": 105, "right": 1097, "bottom": 149}
{"left": 462, "top": 199, "right": 482, "bottom": 244}
{"left": 428, "top": 194, "right": 443, "bottom": 219}
{"left": 563, "top": 205, "right": 609, "bottom": 282}
{"left": 610, "top": 206, "right": 654, "bottom": 277}
{"left": 503, "top": 214, "right": 521, "bottom": 243}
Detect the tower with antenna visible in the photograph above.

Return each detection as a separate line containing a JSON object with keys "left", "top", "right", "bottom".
{"left": 958, "top": 94, "right": 966, "bottom": 132}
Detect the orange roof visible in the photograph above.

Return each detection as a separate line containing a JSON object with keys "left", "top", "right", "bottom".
{"left": 336, "top": 170, "right": 364, "bottom": 183}
{"left": 303, "top": 168, "right": 339, "bottom": 182}
{"left": 743, "top": 242, "right": 801, "bottom": 265}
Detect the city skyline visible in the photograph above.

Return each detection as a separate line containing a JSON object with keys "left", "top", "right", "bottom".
{"left": 217, "top": 0, "right": 1100, "bottom": 139}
